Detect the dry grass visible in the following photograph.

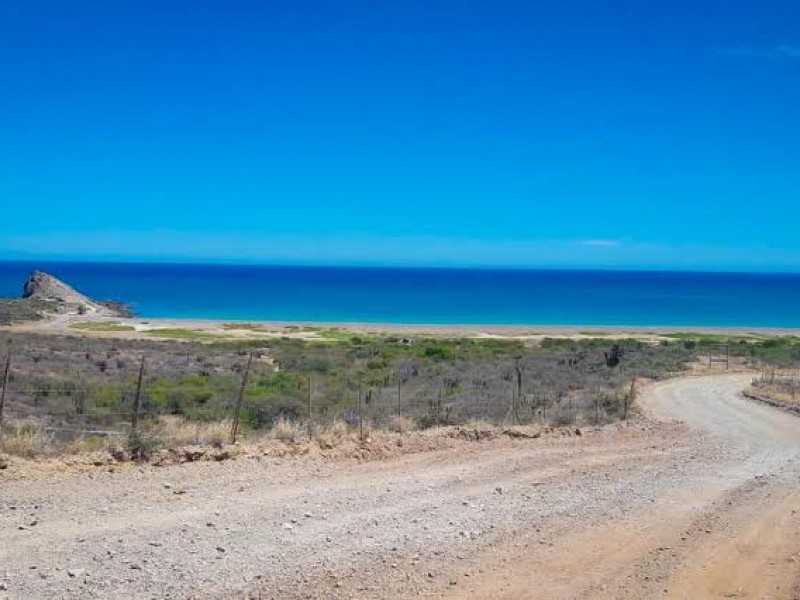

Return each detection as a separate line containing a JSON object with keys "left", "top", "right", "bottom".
{"left": 313, "top": 419, "right": 349, "bottom": 449}
{"left": 0, "top": 420, "right": 123, "bottom": 459}
{"left": 61, "top": 435, "right": 116, "bottom": 455}
{"left": 0, "top": 421, "right": 51, "bottom": 458}
{"left": 0, "top": 410, "right": 561, "bottom": 467}
{"left": 262, "top": 418, "right": 352, "bottom": 449}
{"left": 0, "top": 418, "right": 576, "bottom": 481}
{"left": 389, "top": 415, "right": 416, "bottom": 433}
{"left": 156, "top": 416, "right": 230, "bottom": 448}
{"left": 749, "top": 385, "right": 800, "bottom": 406}
{"left": 463, "top": 418, "right": 495, "bottom": 430}
{"left": 1, "top": 417, "right": 231, "bottom": 462}
{"left": 270, "top": 417, "right": 304, "bottom": 444}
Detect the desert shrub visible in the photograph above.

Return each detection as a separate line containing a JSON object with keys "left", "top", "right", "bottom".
{"left": 270, "top": 417, "right": 303, "bottom": 444}
{"left": 62, "top": 435, "right": 115, "bottom": 455}
{"left": 241, "top": 397, "right": 305, "bottom": 429}
{"left": 417, "top": 401, "right": 457, "bottom": 429}
{"left": 388, "top": 414, "right": 415, "bottom": 433}
{"left": 308, "top": 358, "right": 333, "bottom": 374}
{"left": 126, "top": 427, "right": 162, "bottom": 462}
{"left": 5, "top": 329, "right": 798, "bottom": 439}
{"left": 313, "top": 419, "right": 349, "bottom": 448}
{"left": 420, "top": 344, "right": 455, "bottom": 361}
{"left": 156, "top": 415, "right": 230, "bottom": 447}
{"left": 0, "top": 421, "right": 50, "bottom": 458}
{"left": 550, "top": 402, "right": 576, "bottom": 426}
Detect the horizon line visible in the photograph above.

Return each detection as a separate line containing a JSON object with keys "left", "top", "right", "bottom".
{"left": 1, "top": 257, "right": 800, "bottom": 277}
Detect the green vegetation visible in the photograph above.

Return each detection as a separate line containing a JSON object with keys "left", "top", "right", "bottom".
{"left": 145, "top": 328, "right": 224, "bottom": 341}
{"left": 657, "top": 333, "right": 800, "bottom": 367}
{"left": 0, "top": 299, "right": 56, "bottom": 325}
{"left": 222, "top": 323, "right": 267, "bottom": 331}
{"left": 315, "top": 328, "right": 358, "bottom": 341}
{"left": 746, "top": 336, "right": 800, "bottom": 367}
{"left": 1, "top": 329, "right": 799, "bottom": 458}
{"left": 661, "top": 332, "right": 755, "bottom": 343}
{"left": 71, "top": 322, "right": 136, "bottom": 332}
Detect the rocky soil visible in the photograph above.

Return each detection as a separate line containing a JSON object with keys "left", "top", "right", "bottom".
{"left": 1, "top": 374, "right": 799, "bottom": 599}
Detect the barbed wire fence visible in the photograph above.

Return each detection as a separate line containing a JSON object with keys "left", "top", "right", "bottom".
{"left": 0, "top": 343, "right": 652, "bottom": 447}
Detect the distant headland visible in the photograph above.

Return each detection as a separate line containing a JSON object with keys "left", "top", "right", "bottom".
{"left": 0, "top": 270, "right": 131, "bottom": 325}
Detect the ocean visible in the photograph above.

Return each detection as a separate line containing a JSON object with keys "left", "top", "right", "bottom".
{"left": 0, "top": 260, "right": 799, "bottom": 328}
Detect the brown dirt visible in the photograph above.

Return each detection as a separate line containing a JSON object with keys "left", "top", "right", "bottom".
{"left": 1, "top": 374, "right": 799, "bottom": 599}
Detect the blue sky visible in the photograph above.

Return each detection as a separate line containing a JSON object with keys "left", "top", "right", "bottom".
{"left": 1, "top": 0, "right": 799, "bottom": 270}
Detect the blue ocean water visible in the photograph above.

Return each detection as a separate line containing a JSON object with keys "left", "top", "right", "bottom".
{"left": 0, "top": 261, "right": 799, "bottom": 327}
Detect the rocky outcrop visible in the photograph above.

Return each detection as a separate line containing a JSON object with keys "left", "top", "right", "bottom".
{"left": 21, "top": 271, "right": 114, "bottom": 316}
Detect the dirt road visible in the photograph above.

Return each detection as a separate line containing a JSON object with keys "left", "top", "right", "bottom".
{"left": 2, "top": 374, "right": 799, "bottom": 599}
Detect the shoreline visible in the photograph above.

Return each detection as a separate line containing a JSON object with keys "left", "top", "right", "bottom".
{"left": 6, "top": 312, "right": 800, "bottom": 341}
{"left": 3, "top": 265, "right": 800, "bottom": 339}
{"left": 137, "top": 317, "right": 800, "bottom": 335}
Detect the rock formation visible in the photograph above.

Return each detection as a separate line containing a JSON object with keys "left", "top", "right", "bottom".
{"left": 21, "top": 271, "right": 114, "bottom": 316}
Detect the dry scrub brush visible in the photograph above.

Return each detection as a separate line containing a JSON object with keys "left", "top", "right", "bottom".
{"left": 0, "top": 420, "right": 50, "bottom": 458}
{"left": 0, "top": 419, "right": 116, "bottom": 458}
{"left": 5, "top": 330, "right": 796, "bottom": 450}
{"left": 155, "top": 415, "right": 230, "bottom": 447}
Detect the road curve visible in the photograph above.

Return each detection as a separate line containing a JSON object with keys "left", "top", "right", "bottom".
{"left": 1, "top": 374, "right": 799, "bottom": 599}
{"left": 642, "top": 373, "right": 800, "bottom": 448}
{"left": 456, "top": 374, "right": 800, "bottom": 599}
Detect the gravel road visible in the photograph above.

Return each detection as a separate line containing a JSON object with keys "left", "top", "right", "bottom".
{"left": 2, "top": 374, "right": 799, "bottom": 599}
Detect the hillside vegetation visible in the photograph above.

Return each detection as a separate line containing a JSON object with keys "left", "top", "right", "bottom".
{"left": 0, "top": 331, "right": 797, "bottom": 460}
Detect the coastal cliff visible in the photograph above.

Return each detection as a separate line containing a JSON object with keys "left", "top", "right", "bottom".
{"left": 0, "top": 271, "right": 130, "bottom": 324}
{"left": 22, "top": 271, "right": 110, "bottom": 314}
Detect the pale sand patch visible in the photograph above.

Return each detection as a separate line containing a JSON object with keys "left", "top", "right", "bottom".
{"left": 5, "top": 310, "right": 800, "bottom": 342}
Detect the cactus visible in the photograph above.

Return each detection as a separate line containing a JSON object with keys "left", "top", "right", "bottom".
{"left": 604, "top": 344, "right": 624, "bottom": 368}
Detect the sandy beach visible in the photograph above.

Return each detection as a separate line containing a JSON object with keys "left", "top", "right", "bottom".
{"left": 7, "top": 311, "right": 800, "bottom": 342}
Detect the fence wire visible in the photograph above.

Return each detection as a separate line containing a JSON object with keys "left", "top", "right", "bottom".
{"left": 0, "top": 339, "right": 714, "bottom": 443}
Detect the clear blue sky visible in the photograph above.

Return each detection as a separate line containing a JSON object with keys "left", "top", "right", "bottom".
{"left": 1, "top": 0, "right": 799, "bottom": 271}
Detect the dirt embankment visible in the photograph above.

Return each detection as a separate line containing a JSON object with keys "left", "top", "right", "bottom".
{"left": 1, "top": 374, "right": 799, "bottom": 599}
{"left": 743, "top": 387, "right": 800, "bottom": 417}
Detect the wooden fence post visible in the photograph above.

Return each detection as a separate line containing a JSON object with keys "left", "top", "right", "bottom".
{"left": 594, "top": 394, "right": 599, "bottom": 424}
{"left": 436, "top": 386, "right": 442, "bottom": 428}
{"left": 0, "top": 348, "right": 11, "bottom": 426}
{"left": 230, "top": 353, "right": 253, "bottom": 444}
{"left": 625, "top": 376, "right": 637, "bottom": 420}
{"left": 397, "top": 380, "right": 401, "bottom": 420}
{"left": 307, "top": 376, "right": 313, "bottom": 440}
{"left": 358, "top": 379, "right": 364, "bottom": 441}
{"left": 131, "top": 355, "right": 145, "bottom": 432}
{"left": 542, "top": 392, "right": 547, "bottom": 423}
{"left": 514, "top": 359, "right": 523, "bottom": 425}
